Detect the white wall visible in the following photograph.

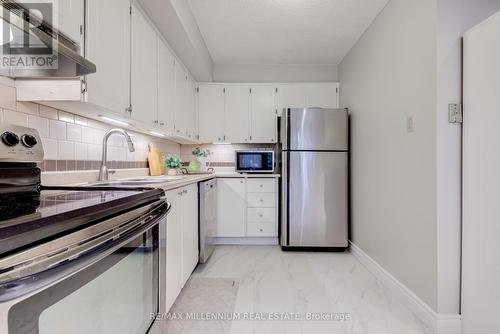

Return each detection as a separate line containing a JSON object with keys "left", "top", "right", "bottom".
{"left": 339, "top": 0, "right": 439, "bottom": 310}
{"left": 436, "top": 0, "right": 500, "bottom": 315}
{"left": 462, "top": 11, "right": 500, "bottom": 334}
{"left": 213, "top": 64, "right": 338, "bottom": 82}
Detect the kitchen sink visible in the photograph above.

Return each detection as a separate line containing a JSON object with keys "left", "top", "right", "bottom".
{"left": 88, "top": 176, "right": 186, "bottom": 187}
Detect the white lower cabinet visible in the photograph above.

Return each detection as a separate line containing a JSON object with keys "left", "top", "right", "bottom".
{"left": 164, "top": 184, "right": 199, "bottom": 312}
{"left": 217, "top": 178, "right": 246, "bottom": 237}
{"left": 217, "top": 178, "right": 278, "bottom": 240}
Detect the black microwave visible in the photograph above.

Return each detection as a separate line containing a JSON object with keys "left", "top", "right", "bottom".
{"left": 235, "top": 150, "right": 275, "bottom": 173}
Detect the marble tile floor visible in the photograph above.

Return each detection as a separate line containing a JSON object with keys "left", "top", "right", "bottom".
{"left": 166, "top": 246, "right": 432, "bottom": 334}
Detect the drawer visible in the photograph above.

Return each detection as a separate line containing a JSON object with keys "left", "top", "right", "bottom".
{"left": 246, "top": 179, "right": 276, "bottom": 193}
{"left": 247, "top": 208, "right": 276, "bottom": 223}
{"left": 247, "top": 193, "right": 276, "bottom": 208}
{"left": 247, "top": 222, "right": 277, "bottom": 237}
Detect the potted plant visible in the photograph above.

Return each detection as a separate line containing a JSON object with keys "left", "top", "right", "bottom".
{"left": 165, "top": 156, "right": 183, "bottom": 176}
{"left": 189, "top": 147, "right": 212, "bottom": 173}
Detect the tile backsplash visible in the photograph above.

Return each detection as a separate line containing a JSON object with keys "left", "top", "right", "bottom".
{"left": 0, "top": 83, "right": 180, "bottom": 172}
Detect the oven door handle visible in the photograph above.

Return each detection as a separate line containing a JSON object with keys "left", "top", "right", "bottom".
{"left": 0, "top": 201, "right": 170, "bottom": 302}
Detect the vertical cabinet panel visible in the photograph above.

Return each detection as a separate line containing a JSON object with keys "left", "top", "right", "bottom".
{"left": 225, "top": 86, "right": 250, "bottom": 143}
{"left": 165, "top": 189, "right": 182, "bottom": 312}
{"left": 181, "top": 184, "right": 199, "bottom": 285}
{"left": 131, "top": 5, "right": 158, "bottom": 126}
{"left": 306, "top": 84, "right": 339, "bottom": 108}
{"left": 86, "top": 0, "right": 131, "bottom": 115}
{"left": 217, "top": 178, "right": 246, "bottom": 237}
{"left": 198, "top": 85, "right": 225, "bottom": 143}
{"left": 174, "top": 64, "right": 187, "bottom": 136}
{"left": 55, "top": 0, "right": 84, "bottom": 48}
{"left": 250, "top": 86, "right": 277, "bottom": 143}
{"left": 157, "top": 40, "right": 175, "bottom": 133}
{"left": 186, "top": 77, "right": 196, "bottom": 139}
{"left": 276, "top": 85, "right": 307, "bottom": 116}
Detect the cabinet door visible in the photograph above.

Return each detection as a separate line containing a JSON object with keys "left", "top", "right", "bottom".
{"left": 186, "top": 77, "right": 196, "bottom": 139}
{"left": 131, "top": 5, "right": 157, "bottom": 127}
{"left": 158, "top": 40, "right": 175, "bottom": 133}
{"left": 198, "top": 85, "right": 225, "bottom": 143}
{"left": 181, "top": 184, "right": 199, "bottom": 285}
{"left": 250, "top": 86, "right": 277, "bottom": 143}
{"left": 55, "top": 0, "right": 84, "bottom": 48}
{"left": 86, "top": 0, "right": 130, "bottom": 115}
{"left": 217, "top": 178, "right": 246, "bottom": 237}
{"left": 174, "top": 64, "right": 187, "bottom": 136}
{"left": 306, "top": 84, "right": 339, "bottom": 108}
{"left": 276, "top": 85, "right": 307, "bottom": 116}
{"left": 224, "top": 86, "right": 250, "bottom": 143}
{"left": 165, "top": 189, "right": 182, "bottom": 312}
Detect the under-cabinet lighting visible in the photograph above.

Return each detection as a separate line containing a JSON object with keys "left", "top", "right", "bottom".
{"left": 149, "top": 131, "right": 165, "bottom": 137}
{"left": 99, "top": 116, "right": 130, "bottom": 127}
{"left": 213, "top": 142, "right": 232, "bottom": 145}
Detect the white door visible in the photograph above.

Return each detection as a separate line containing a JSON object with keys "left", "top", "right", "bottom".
{"left": 55, "top": 0, "right": 84, "bottom": 48}
{"left": 157, "top": 40, "right": 175, "bottom": 133}
{"left": 181, "top": 184, "right": 198, "bottom": 285}
{"left": 165, "top": 189, "right": 182, "bottom": 312}
{"left": 306, "top": 84, "right": 339, "bottom": 108}
{"left": 462, "top": 14, "right": 500, "bottom": 334}
{"left": 174, "top": 64, "right": 187, "bottom": 137}
{"left": 131, "top": 4, "right": 157, "bottom": 127}
{"left": 225, "top": 86, "right": 250, "bottom": 143}
{"left": 217, "top": 178, "right": 246, "bottom": 237}
{"left": 276, "top": 85, "right": 307, "bottom": 116}
{"left": 250, "top": 86, "right": 277, "bottom": 143}
{"left": 198, "top": 85, "right": 225, "bottom": 143}
{"left": 86, "top": 0, "right": 130, "bottom": 115}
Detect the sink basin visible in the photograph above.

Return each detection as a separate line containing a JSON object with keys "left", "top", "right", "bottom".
{"left": 88, "top": 176, "right": 186, "bottom": 187}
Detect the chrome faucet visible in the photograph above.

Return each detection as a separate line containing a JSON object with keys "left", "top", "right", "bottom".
{"left": 98, "top": 129, "right": 135, "bottom": 181}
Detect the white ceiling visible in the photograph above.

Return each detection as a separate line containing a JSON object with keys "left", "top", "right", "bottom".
{"left": 187, "top": 0, "right": 388, "bottom": 65}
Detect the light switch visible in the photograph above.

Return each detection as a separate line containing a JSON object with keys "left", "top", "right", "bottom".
{"left": 407, "top": 115, "right": 415, "bottom": 133}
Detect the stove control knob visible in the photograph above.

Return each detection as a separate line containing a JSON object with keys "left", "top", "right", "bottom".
{"left": 1, "top": 132, "right": 20, "bottom": 147}
{"left": 21, "top": 134, "right": 37, "bottom": 148}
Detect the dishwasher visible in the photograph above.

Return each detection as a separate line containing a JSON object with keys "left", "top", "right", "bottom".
{"left": 199, "top": 179, "right": 217, "bottom": 263}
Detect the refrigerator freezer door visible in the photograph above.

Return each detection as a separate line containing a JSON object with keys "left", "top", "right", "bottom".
{"left": 287, "top": 151, "right": 348, "bottom": 247}
{"left": 287, "top": 108, "right": 348, "bottom": 151}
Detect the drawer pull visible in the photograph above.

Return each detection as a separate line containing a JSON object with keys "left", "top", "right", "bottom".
{"left": 259, "top": 184, "right": 263, "bottom": 188}
{"left": 259, "top": 214, "right": 263, "bottom": 217}
{"left": 259, "top": 199, "right": 263, "bottom": 202}
{"left": 259, "top": 228, "right": 263, "bottom": 232}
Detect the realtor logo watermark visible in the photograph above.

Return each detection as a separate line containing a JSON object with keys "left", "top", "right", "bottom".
{"left": 1, "top": 0, "right": 58, "bottom": 71}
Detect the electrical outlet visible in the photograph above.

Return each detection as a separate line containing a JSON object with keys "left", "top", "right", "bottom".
{"left": 407, "top": 115, "right": 415, "bottom": 133}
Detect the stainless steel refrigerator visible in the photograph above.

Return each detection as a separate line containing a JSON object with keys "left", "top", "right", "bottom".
{"left": 280, "top": 108, "right": 348, "bottom": 250}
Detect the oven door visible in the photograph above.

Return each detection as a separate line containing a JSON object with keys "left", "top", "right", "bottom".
{"left": 0, "top": 200, "right": 169, "bottom": 334}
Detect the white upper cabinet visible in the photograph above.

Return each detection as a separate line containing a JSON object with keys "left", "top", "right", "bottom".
{"left": 86, "top": 0, "right": 131, "bottom": 116}
{"left": 174, "top": 64, "right": 187, "bottom": 137}
{"left": 276, "top": 85, "right": 307, "bottom": 116}
{"left": 250, "top": 86, "right": 277, "bottom": 143}
{"left": 131, "top": 4, "right": 158, "bottom": 127}
{"left": 157, "top": 39, "right": 175, "bottom": 133}
{"left": 225, "top": 86, "right": 250, "bottom": 143}
{"left": 198, "top": 85, "right": 225, "bottom": 143}
{"left": 54, "top": 0, "right": 84, "bottom": 48}
{"left": 186, "top": 77, "right": 196, "bottom": 139}
{"left": 306, "top": 84, "right": 339, "bottom": 108}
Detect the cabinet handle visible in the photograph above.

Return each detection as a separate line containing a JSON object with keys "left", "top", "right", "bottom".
{"left": 259, "top": 214, "right": 263, "bottom": 217}
{"left": 259, "top": 228, "right": 263, "bottom": 232}
{"left": 154, "top": 120, "right": 158, "bottom": 124}
{"left": 259, "top": 184, "right": 263, "bottom": 188}
{"left": 259, "top": 199, "right": 263, "bottom": 202}
{"left": 183, "top": 190, "right": 188, "bottom": 194}
{"left": 160, "top": 122, "right": 165, "bottom": 126}
{"left": 178, "top": 192, "right": 183, "bottom": 196}
{"left": 240, "top": 180, "right": 244, "bottom": 184}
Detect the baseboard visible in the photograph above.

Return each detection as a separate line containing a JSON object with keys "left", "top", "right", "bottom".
{"left": 349, "top": 242, "right": 461, "bottom": 334}
{"left": 214, "top": 237, "right": 279, "bottom": 245}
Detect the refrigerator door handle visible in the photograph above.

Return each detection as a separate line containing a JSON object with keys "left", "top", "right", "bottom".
{"left": 281, "top": 151, "right": 289, "bottom": 246}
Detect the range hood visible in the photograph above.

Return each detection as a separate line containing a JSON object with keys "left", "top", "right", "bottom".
{"left": 0, "top": 1, "right": 96, "bottom": 78}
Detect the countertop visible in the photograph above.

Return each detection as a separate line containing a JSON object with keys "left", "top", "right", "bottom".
{"left": 140, "top": 172, "right": 280, "bottom": 191}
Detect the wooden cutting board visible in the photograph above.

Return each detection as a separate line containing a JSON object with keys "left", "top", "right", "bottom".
{"left": 148, "top": 144, "right": 164, "bottom": 176}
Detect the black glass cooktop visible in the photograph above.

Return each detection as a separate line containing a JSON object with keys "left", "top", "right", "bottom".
{"left": 0, "top": 186, "right": 165, "bottom": 257}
